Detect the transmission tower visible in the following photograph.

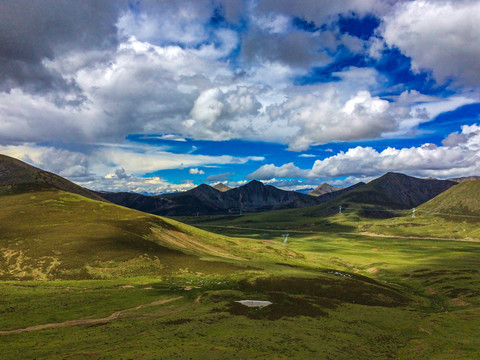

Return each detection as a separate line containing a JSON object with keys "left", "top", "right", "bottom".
{"left": 282, "top": 233, "right": 289, "bottom": 247}
{"left": 412, "top": 208, "right": 415, "bottom": 218}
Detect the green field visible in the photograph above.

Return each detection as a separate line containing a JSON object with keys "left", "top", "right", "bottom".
{"left": 1, "top": 186, "right": 479, "bottom": 359}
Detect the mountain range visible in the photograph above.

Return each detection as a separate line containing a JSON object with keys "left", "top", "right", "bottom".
{"left": 97, "top": 172, "right": 459, "bottom": 217}
{"left": 0, "top": 154, "right": 468, "bottom": 218}
{"left": 97, "top": 180, "right": 322, "bottom": 216}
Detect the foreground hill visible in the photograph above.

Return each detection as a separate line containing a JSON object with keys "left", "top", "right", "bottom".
{"left": 98, "top": 180, "right": 321, "bottom": 216}
{"left": 419, "top": 180, "right": 480, "bottom": 217}
{"left": 0, "top": 154, "right": 104, "bottom": 202}
{"left": 0, "top": 185, "right": 255, "bottom": 280}
{"left": 0, "top": 155, "right": 261, "bottom": 280}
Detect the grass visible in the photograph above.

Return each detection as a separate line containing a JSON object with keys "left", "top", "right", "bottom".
{"left": 1, "top": 186, "right": 479, "bottom": 359}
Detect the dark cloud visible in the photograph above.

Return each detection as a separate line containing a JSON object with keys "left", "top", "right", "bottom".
{"left": 206, "top": 172, "right": 233, "bottom": 182}
{"left": 0, "top": 0, "right": 125, "bottom": 94}
{"left": 242, "top": 30, "right": 328, "bottom": 68}
{"left": 256, "top": 0, "right": 386, "bottom": 23}
{"left": 115, "top": 167, "right": 131, "bottom": 179}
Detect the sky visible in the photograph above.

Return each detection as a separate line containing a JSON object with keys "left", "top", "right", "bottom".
{"left": 1, "top": 0, "right": 480, "bottom": 194}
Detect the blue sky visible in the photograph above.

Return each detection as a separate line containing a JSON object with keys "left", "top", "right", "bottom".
{"left": 1, "top": 0, "right": 480, "bottom": 193}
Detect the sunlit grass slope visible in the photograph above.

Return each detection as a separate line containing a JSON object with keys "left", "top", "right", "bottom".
{"left": 0, "top": 184, "right": 283, "bottom": 280}
{"left": 419, "top": 180, "right": 480, "bottom": 217}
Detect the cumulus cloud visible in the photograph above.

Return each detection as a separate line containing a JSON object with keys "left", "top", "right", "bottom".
{"left": 114, "top": 168, "right": 131, "bottom": 179}
{"left": 247, "top": 162, "right": 309, "bottom": 180}
{"left": 79, "top": 175, "right": 196, "bottom": 195}
{"left": 186, "top": 86, "right": 263, "bottom": 140}
{"left": 269, "top": 89, "right": 397, "bottom": 151}
{"left": 298, "top": 154, "right": 316, "bottom": 158}
{"left": 1, "top": 0, "right": 480, "bottom": 193}
{"left": 381, "top": 0, "right": 480, "bottom": 87}
{"left": 189, "top": 168, "right": 205, "bottom": 175}
{"left": 248, "top": 124, "right": 480, "bottom": 180}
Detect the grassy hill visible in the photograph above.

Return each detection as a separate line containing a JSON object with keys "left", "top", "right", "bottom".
{"left": 0, "top": 185, "right": 259, "bottom": 280}
{"left": 418, "top": 180, "right": 480, "bottom": 217}
{"left": 0, "top": 154, "right": 105, "bottom": 202}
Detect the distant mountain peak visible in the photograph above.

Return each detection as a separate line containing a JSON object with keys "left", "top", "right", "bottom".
{"left": 243, "top": 179, "right": 264, "bottom": 188}
{"left": 189, "top": 183, "right": 218, "bottom": 194}
{"left": 341, "top": 172, "right": 456, "bottom": 210}
{"left": 309, "top": 183, "right": 344, "bottom": 197}
{"left": 213, "top": 183, "right": 231, "bottom": 192}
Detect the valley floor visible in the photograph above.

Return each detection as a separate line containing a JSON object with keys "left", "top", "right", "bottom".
{"left": 2, "top": 228, "right": 479, "bottom": 359}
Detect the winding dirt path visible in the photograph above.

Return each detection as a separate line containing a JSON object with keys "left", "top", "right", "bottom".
{"left": 0, "top": 296, "right": 182, "bottom": 335}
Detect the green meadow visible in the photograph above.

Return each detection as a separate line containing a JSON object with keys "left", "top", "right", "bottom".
{"left": 1, "top": 186, "right": 479, "bottom": 359}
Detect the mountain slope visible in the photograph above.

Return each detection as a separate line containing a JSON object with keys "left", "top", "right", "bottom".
{"left": 335, "top": 172, "right": 456, "bottom": 209}
{"left": 99, "top": 180, "right": 321, "bottom": 216}
{"left": 314, "top": 182, "right": 364, "bottom": 203}
{"left": 0, "top": 154, "right": 105, "bottom": 202}
{"left": 309, "top": 183, "right": 344, "bottom": 196}
{"left": 419, "top": 180, "right": 480, "bottom": 217}
{"left": 0, "top": 188, "right": 247, "bottom": 280}
{"left": 0, "top": 156, "right": 258, "bottom": 280}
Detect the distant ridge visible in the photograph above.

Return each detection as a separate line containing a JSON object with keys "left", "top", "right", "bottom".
{"left": 213, "top": 183, "right": 232, "bottom": 192}
{"left": 335, "top": 172, "right": 456, "bottom": 209}
{"left": 98, "top": 180, "right": 321, "bottom": 216}
{"left": 315, "top": 182, "right": 365, "bottom": 203}
{"left": 448, "top": 176, "right": 480, "bottom": 183}
{"left": 309, "top": 183, "right": 344, "bottom": 197}
{"left": 0, "top": 154, "right": 105, "bottom": 202}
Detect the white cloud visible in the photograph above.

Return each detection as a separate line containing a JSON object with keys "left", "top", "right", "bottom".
{"left": 79, "top": 175, "right": 196, "bottom": 195}
{"left": 117, "top": 4, "right": 210, "bottom": 47}
{"left": 189, "top": 168, "right": 205, "bottom": 175}
{"left": 247, "top": 162, "right": 309, "bottom": 180}
{"left": 381, "top": 0, "right": 480, "bottom": 87}
{"left": 269, "top": 89, "right": 397, "bottom": 151}
{"left": 253, "top": 13, "right": 292, "bottom": 34}
{"left": 298, "top": 154, "right": 316, "bottom": 158}
{"left": 247, "top": 124, "right": 480, "bottom": 180}
{"left": 139, "top": 134, "right": 187, "bottom": 142}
